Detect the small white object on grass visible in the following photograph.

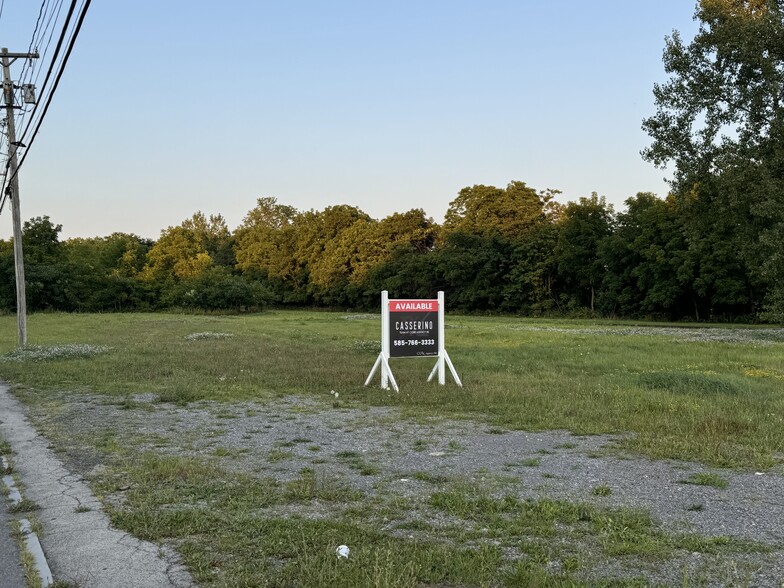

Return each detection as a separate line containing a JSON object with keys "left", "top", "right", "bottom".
{"left": 336, "top": 545, "right": 350, "bottom": 559}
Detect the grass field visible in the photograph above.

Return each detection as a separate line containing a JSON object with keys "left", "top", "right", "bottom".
{"left": 0, "top": 311, "right": 782, "bottom": 468}
{"left": 1, "top": 311, "right": 783, "bottom": 587}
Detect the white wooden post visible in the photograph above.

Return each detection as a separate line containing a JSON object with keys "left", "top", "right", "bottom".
{"left": 381, "top": 290, "right": 390, "bottom": 389}
{"left": 427, "top": 291, "right": 462, "bottom": 387}
{"left": 437, "top": 291, "right": 445, "bottom": 384}
{"left": 364, "top": 290, "right": 399, "bottom": 392}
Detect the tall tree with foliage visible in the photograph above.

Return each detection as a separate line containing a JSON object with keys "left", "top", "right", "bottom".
{"left": 64, "top": 233, "right": 152, "bottom": 311}
{"left": 642, "top": 0, "right": 784, "bottom": 319}
{"left": 600, "top": 193, "right": 693, "bottom": 318}
{"left": 554, "top": 195, "right": 614, "bottom": 313}
{"left": 21, "top": 216, "right": 73, "bottom": 311}
{"left": 443, "top": 181, "right": 558, "bottom": 240}
{"left": 234, "top": 197, "right": 298, "bottom": 277}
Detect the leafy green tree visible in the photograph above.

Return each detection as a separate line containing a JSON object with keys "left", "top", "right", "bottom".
{"left": 553, "top": 195, "right": 614, "bottom": 312}
{"left": 642, "top": 0, "right": 784, "bottom": 320}
{"left": 0, "top": 238, "right": 15, "bottom": 311}
{"left": 435, "top": 181, "right": 563, "bottom": 313}
{"left": 64, "top": 233, "right": 153, "bottom": 311}
{"left": 166, "top": 266, "right": 272, "bottom": 311}
{"left": 234, "top": 197, "right": 298, "bottom": 277}
{"left": 436, "top": 231, "right": 514, "bottom": 311}
{"left": 180, "top": 212, "right": 235, "bottom": 267}
{"left": 291, "top": 205, "right": 371, "bottom": 303}
{"left": 363, "top": 243, "right": 440, "bottom": 305}
{"left": 309, "top": 209, "right": 438, "bottom": 298}
{"left": 233, "top": 197, "right": 300, "bottom": 304}
{"left": 142, "top": 212, "right": 231, "bottom": 283}
{"left": 22, "top": 216, "right": 73, "bottom": 310}
{"left": 506, "top": 222, "right": 560, "bottom": 314}
{"left": 600, "top": 193, "right": 692, "bottom": 318}
{"left": 443, "top": 181, "right": 558, "bottom": 239}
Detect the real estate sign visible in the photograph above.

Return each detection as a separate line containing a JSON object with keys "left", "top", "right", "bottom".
{"left": 365, "top": 291, "right": 462, "bottom": 392}
{"left": 388, "top": 299, "right": 438, "bottom": 358}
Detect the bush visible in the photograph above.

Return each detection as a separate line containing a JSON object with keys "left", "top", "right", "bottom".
{"left": 169, "top": 267, "right": 272, "bottom": 311}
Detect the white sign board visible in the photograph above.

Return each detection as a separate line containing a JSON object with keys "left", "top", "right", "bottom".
{"left": 365, "top": 291, "right": 462, "bottom": 392}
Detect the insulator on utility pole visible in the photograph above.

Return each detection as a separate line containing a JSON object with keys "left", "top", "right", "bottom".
{"left": 22, "top": 84, "right": 35, "bottom": 104}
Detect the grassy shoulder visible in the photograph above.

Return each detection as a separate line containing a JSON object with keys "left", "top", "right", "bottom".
{"left": 91, "top": 452, "right": 770, "bottom": 587}
{"left": 0, "top": 311, "right": 781, "bottom": 469}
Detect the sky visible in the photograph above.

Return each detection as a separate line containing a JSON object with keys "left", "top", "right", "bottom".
{"left": 0, "top": 1, "right": 701, "bottom": 240}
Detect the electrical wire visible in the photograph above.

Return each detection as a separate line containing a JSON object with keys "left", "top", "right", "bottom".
{"left": 13, "top": 0, "right": 91, "bottom": 180}
{"left": 27, "top": 1, "right": 48, "bottom": 57}
{"left": 0, "top": 0, "right": 89, "bottom": 214}
{"left": 16, "top": 0, "right": 49, "bottom": 91}
{"left": 15, "top": 0, "right": 79, "bottom": 147}
{"left": 17, "top": 0, "right": 66, "bottom": 142}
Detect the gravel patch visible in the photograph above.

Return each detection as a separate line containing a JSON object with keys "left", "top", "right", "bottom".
{"left": 510, "top": 325, "right": 784, "bottom": 345}
{"left": 19, "top": 391, "right": 784, "bottom": 586}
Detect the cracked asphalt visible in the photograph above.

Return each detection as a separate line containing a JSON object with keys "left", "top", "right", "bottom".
{"left": 0, "top": 384, "right": 194, "bottom": 588}
{"left": 0, "top": 493, "right": 25, "bottom": 588}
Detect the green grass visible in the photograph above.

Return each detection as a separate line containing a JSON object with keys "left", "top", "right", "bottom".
{"left": 335, "top": 450, "right": 380, "bottom": 476}
{"left": 92, "top": 455, "right": 521, "bottom": 587}
{"left": 1, "top": 312, "right": 783, "bottom": 585}
{"left": 0, "top": 312, "right": 781, "bottom": 468}
{"left": 680, "top": 472, "right": 730, "bottom": 489}
{"left": 8, "top": 498, "right": 40, "bottom": 513}
{"left": 86, "top": 453, "right": 768, "bottom": 587}
{"left": 284, "top": 467, "right": 364, "bottom": 502}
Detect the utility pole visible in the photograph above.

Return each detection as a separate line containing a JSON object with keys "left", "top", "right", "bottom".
{"left": 2, "top": 48, "right": 38, "bottom": 346}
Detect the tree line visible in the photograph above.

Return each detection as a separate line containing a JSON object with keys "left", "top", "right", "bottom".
{"left": 0, "top": 179, "right": 778, "bottom": 321}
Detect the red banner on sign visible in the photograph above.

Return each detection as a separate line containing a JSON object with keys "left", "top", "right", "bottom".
{"left": 389, "top": 299, "right": 438, "bottom": 312}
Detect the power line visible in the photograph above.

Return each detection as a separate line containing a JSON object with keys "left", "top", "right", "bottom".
{"left": 17, "top": 0, "right": 50, "bottom": 88}
{"left": 27, "top": 1, "right": 49, "bottom": 57}
{"left": 16, "top": 0, "right": 91, "bottom": 173}
{"left": 0, "top": 0, "right": 89, "bottom": 213}
{"left": 18, "top": 1, "right": 67, "bottom": 131}
{"left": 17, "top": 0, "right": 67, "bottom": 144}
{"left": 16, "top": 0, "right": 79, "bottom": 145}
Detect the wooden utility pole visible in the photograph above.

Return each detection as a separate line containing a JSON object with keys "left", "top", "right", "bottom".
{"left": 2, "top": 48, "right": 38, "bottom": 346}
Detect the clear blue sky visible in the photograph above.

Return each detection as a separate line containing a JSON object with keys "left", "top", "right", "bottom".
{"left": 0, "top": 1, "right": 700, "bottom": 240}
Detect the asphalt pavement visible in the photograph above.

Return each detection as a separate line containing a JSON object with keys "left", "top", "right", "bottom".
{"left": 0, "top": 384, "right": 193, "bottom": 588}
{"left": 0, "top": 494, "right": 26, "bottom": 588}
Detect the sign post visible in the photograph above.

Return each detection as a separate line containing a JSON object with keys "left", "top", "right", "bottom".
{"left": 365, "top": 290, "right": 461, "bottom": 391}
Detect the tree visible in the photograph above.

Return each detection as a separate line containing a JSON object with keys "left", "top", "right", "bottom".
{"left": 142, "top": 212, "right": 231, "bottom": 283}
{"left": 600, "top": 193, "right": 693, "bottom": 318}
{"left": 642, "top": 0, "right": 784, "bottom": 320}
{"left": 167, "top": 266, "right": 272, "bottom": 311}
{"left": 308, "top": 209, "right": 438, "bottom": 295}
{"left": 234, "top": 197, "right": 298, "bottom": 276}
{"left": 21, "top": 216, "right": 72, "bottom": 310}
{"left": 443, "top": 181, "right": 558, "bottom": 240}
{"left": 553, "top": 194, "right": 614, "bottom": 312}
{"left": 64, "top": 234, "right": 152, "bottom": 311}
{"left": 291, "top": 205, "right": 371, "bottom": 302}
